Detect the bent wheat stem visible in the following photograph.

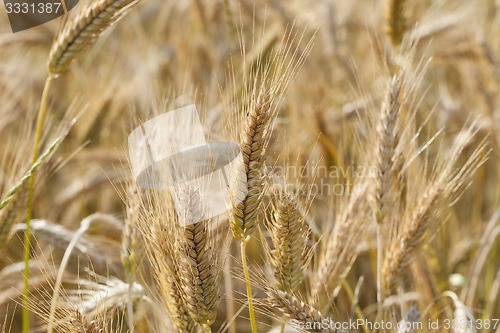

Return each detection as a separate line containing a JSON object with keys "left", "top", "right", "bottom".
{"left": 23, "top": 75, "right": 53, "bottom": 333}
{"left": 241, "top": 241, "right": 258, "bottom": 333}
{"left": 340, "top": 278, "right": 370, "bottom": 333}
{"left": 47, "top": 216, "right": 93, "bottom": 333}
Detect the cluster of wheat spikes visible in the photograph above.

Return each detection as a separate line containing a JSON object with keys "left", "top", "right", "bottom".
{"left": 1, "top": 0, "right": 500, "bottom": 332}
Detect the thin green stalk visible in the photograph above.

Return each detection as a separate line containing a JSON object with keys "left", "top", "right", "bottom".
{"left": 23, "top": 76, "right": 53, "bottom": 333}
{"left": 127, "top": 281, "right": 135, "bottom": 333}
{"left": 224, "top": 245, "right": 237, "bottom": 333}
{"left": 240, "top": 241, "right": 258, "bottom": 333}
{"left": 280, "top": 318, "right": 286, "bottom": 333}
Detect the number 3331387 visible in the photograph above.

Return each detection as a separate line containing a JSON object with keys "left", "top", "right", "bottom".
{"left": 5, "top": 2, "right": 62, "bottom": 14}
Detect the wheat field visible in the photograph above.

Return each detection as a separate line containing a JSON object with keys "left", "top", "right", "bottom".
{"left": 0, "top": 0, "right": 500, "bottom": 332}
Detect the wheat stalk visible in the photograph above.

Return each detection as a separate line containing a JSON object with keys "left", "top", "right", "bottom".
{"left": 121, "top": 185, "right": 139, "bottom": 333}
{"left": 22, "top": 95, "right": 57, "bottom": 331}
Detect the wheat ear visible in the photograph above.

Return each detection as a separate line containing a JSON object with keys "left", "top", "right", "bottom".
{"left": 138, "top": 188, "right": 199, "bottom": 333}
{"left": 176, "top": 186, "right": 220, "bottom": 332}
{"left": 69, "top": 310, "right": 107, "bottom": 333}
{"left": 312, "top": 183, "right": 368, "bottom": 300}
{"left": 0, "top": 190, "right": 26, "bottom": 251}
{"left": 372, "top": 75, "right": 402, "bottom": 316}
{"left": 373, "top": 75, "right": 402, "bottom": 227}
{"left": 266, "top": 288, "right": 334, "bottom": 333}
{"left": 229, "top": 90, "right": 272, "bottom": 242}
{"left": 152, "top": 222, "right": 200, "bottom": 333}
{"left": 383, "top": 127, "right": 488, "bottom": 292}
{"left": 179, "top": 221, "right": 218, "bottom": 332}
{"left": 383, "top": 184, "right": 440, "bottom": 292}
{"left": 268, "top": 190, "right": 310, "bottom": 293}
{"left": 48, "top": 0, "right": 139, "bottom": 75}
{"left": 0, "top": 139, "right": 59, "bottom": 250}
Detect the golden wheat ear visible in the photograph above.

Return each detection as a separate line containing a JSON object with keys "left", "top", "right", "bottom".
{"left": 48, "top": 0, "right": 140, "bottom": 75}
{"left": 229, "top": 90, "right": 272, "bottom": 242}
{"left": 69, "top": 310, "right": 107, "bottom": 333}
{"left": 265, "top": 187, "right": 311, "bottom": 293}
{"left": 265, "top": 288, "right": 335, "bottom": 333}
{"left": 311, "top": 182, "right": 369, "bottom": 300}
{"left": 370, "top": 73, "right": 405, "bottom": 315}
{"left": 228, "top": 28, "right": 314, "bottom": 244}
{"left": 0, "top": 142, "right": 57, "bottom": 250}
{"left": 174, "top": 186, "right": 222, "bottom": 333}
{"left": 138, "top": 195, "right": 199, "bottom": 333}
{"left": 383, "top": 124, "right": 489, "bottom": 293}
{"left": 372, "top": 75, "right": 402, "bottom": 227}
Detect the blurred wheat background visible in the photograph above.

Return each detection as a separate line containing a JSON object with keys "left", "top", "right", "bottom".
{"left": 0, "top": 0, "right": 500, "bottom": 332}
